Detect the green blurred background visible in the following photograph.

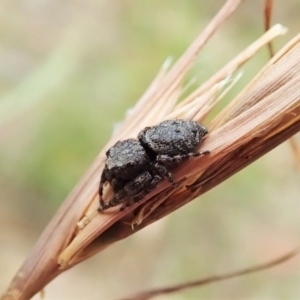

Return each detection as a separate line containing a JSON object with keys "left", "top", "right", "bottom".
{"left": 1, "top": 1, "right": 300, "bottom": 299}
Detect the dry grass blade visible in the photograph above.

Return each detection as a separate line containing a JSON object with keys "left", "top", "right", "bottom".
{"left": 210, "top": 30, "right": 300, "bottom": 129}
{"left": 59, "top": 20, "right": 288, "bottom": 267}
{"left": 2, "top": 1, "right": 299, "bottom": 299}
{"left": 58, "top": 25, "right": 293, "bottom": 267}
{"left": 264, "top": 0, "right": 275, "bottom": 57}
{"left": 177, "top": 23, "right": 286, "bottom": 109}
{"left": 121, "top": 247, "right": 300, "bottom": 300}
{"left": 71, "top": 40, "right": 300, "bottom": 266}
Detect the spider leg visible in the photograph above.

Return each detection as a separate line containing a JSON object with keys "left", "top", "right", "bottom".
{"left": 98, "top": 175, "right": 106, "bottom": 210}
{"left": 120, "top": 174, "right": 162, "bottom": 211}
{"left": 100, "top": 172, "right": 163, "bottom": 211}
{"left": 130, "top": 174, "right": 162, "bottom": 201}
{"left": 156, "top": 150, "right": 210, "bottom": 164}
{"left": 152, "top": 162, "right": 177, "bottom": 187}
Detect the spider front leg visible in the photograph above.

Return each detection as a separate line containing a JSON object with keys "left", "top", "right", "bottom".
{"left": 100, "top": 171, "right": 163, "bottom": 211}
{"left": 120, "top": 172, "right": 163, "bottom": 210}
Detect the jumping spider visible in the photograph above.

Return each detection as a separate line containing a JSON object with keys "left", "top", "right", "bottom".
{"left": 98, "top": 119, "right": 209, "bottom": 211}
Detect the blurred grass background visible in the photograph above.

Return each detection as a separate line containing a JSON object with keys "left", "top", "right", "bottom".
{"left": 0, "top": 1, "right": 300, "bottom": 299}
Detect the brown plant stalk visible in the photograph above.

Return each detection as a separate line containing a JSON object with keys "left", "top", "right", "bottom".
{"left": 122, "top": 247, "right": 300, "bottom": 300}
{"left": 2, "top": 0, "right": 300, "bottom": 299}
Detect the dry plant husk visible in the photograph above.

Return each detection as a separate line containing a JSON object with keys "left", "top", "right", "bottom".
{"left": 2, "top": 0, "right": 300, "bottom": 299}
